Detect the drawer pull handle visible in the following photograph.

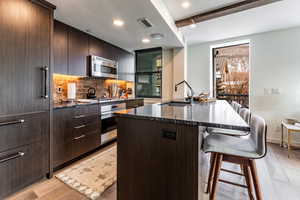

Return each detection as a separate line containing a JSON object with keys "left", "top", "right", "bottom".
{"left": 74, "top": 125, "right": 86, "bottom": 129}
{"left": 74, "top": 135, "right": 86, "bottom": 140}
{"left": 0, "top": 152, "right": 25, "bottom": 163}
{"left": 0, "top": 119, "right": 25, "bottom": 127}
{"left": 74, "top": 115, "right": 86, "bottom": 119}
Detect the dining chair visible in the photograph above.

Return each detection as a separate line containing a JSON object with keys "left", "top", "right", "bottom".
{"left": 203, "top": 114, "right": 267, "bottom": 200}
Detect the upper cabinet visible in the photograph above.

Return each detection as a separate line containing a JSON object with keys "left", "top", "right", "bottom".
{"left": 117, "top": 49, "right": 135, "bottom": 82}
{"left": 53, "top": 20, "right": 135, "bottom": 80}
{"left": 89, "top": 36, "right": 114, "bottom": 60}
{"left": 68, "top": 26, "right": 89, "bottom": 76}
{"left": 54, "top": 21, "right": 68, "bottom": 74}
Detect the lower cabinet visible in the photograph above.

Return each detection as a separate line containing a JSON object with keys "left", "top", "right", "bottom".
{"left": 0, "top": 143, "right": 44, "bottom": 198}
{"left": 53, "top": 104, "right": 101, "bottom": 168}
{"left": 0, "top": 112, "right": 49, "bottom": 199}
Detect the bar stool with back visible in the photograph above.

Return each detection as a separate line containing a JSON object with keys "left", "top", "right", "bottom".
{"left": 203, "top": 114, "right": 267, "bottom": 200}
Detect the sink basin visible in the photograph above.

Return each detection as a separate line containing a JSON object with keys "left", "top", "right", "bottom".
{"left": 161, "top": 100, "right": 191, "bottom": 107}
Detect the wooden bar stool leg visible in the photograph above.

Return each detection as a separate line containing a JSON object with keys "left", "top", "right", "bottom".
{"left": 210, "top": 153, "right": 223, "bottom": 200}
{"left": 249, "top": 160, "right": 262, "bottom": 200}
{"left": 206, "top": 153, "right": 217, "bottom": 194}
{"left": 242, "top": 164, "right": 254, "bottom": 200}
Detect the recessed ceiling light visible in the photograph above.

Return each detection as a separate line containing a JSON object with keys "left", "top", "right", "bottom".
{"left": 181, "top": 1, "right": 190, "bottom": 8}
{"left": 113, "top": 19, "right": 124, "bottom": 27}
{"left": 142, "top": 38, "right": 150, "bottom": 43}
{"left": 150, "top": 33, "right": 164, "bottom": 40}
{"left": 190, "top": 23, "right": 196, "bottom": 28}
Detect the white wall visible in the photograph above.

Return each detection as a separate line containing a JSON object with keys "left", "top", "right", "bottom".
{"left": 162, "top": 49, "right": 174, "bottom": 101}
{"left": 173, "top": 46, "right": 188, "bottom": 99}
{"left": 187, "top": 27, "right": 300, "bottom": 144}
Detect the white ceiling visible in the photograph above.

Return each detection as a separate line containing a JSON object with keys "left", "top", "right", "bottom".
{"left": 162, "top": 0, "right": 243, "bottom": 20}
{"left": 48, "top": 0, "right": 300, "bottom": 50}
{"left": 178, "top": 0, "right": 300, "bottom": 44}
{"left": 47, "top": 0, "right": 184, "bottom": 51}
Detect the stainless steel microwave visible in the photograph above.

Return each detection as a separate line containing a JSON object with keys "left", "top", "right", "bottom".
{"left": 90, "top": 55, "right": 118, "bottom": 79}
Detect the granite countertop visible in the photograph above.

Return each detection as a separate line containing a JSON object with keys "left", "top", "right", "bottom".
{"left": 115, "top": 100, "right": 250, "bottom": 131}
{"left": 53, "top": 98, "right": 143, "bottom": 109}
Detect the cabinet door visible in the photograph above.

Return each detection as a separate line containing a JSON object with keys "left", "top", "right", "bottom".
{"left": 0, "top": 0, "right": 51, "bottom": 115}
{"left": 54, "top": 21, "right": 68, "bottom": 74}
{"left": 89, "top": 36, "right": 105, "bottom": 58}
{"left": 53, "top": 108, "right": 73, "bottom": 167}
{"left": 68, "top": 27, "right": 89, "bottom": 76}
{"left": 117, "top": 49, "right": 135, "bottom": 81}
{"left": 89, "top": 36, "right": 115, "bottom": 60}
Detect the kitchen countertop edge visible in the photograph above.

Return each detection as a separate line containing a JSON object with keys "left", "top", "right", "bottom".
{"left": 53, "top": 98, "right": 144, "bottom": 110}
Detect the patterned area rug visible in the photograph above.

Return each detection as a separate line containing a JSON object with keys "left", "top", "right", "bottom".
{"left": 56, "top": 146, "right": 117, "bottom": 200}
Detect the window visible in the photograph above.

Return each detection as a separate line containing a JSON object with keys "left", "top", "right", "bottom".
{"left": 135, "top": 48, "right": 162, "bottom": 98}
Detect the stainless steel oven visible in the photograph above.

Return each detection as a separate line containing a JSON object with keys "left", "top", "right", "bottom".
{"left": 90, "top": 55, "right": 118, "bottom": 79}
{"left": 100, "top": 102, "right": 126, "bottom": 144}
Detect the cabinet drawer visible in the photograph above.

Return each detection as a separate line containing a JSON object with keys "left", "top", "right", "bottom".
{"left": 73, "top": 121, "right": 100, "bottom": 140}
{"left": 0, "top": 112, "right": 47, "bottom": 152}
{"left": 0, "top": 143, "right": 44, "bottom": 198}
{"left": 73, "top": 104, "right": 99, "bottom": 117}
{"left": 72, "top": 114, "right": 100, "bottom": 127}
{"left": 72, "top": 132, "right": 101, "bottom": 158}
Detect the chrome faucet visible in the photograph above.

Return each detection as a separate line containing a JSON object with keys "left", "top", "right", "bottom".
{"left": 175, "top": 80, "right": 195, "bottom": 101}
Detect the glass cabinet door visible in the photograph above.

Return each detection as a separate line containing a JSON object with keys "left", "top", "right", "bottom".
{"left": 135, "top": 48, "right": 162, "bottom": 98}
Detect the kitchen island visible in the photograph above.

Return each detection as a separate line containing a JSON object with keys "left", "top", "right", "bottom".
{"left": 115, "top": 100, "right": 249, "bottom": 200}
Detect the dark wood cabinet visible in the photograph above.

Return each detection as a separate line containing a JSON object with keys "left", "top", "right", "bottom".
{"left": 0, "top": 0, "right": 52, "bottom": 116}
{"left": 53, "top": 104, "right": 101, "bottom": 168}
{"left": 54, "top": 21, "right": 68, "bottom": 74}
{"left": 89, "top": 36, "right": 107, "bottom": 59}
{"left": 0, "top": 143, "right": 45, "bottom": 198}
{"left": 0, "top": 0, "right": 54, "bottom": 198}
{"left": 126, "top": 99, "right": 144, "bottom": 109}
{"left": 117, "top": 118, "right": 199, "bottom": 200}
{"left": 53, "top": 20, "right": 134, "bottom": 79}
{"left": 68, "top": 26, "right": 89, "bottom": 76}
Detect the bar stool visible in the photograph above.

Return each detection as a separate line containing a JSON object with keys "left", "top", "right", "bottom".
{"left": 239, "top": 108, "right": 251, "bottom": 124}
{"left": 204, "top": 114, "right": 267, "bottom": 200}
{"left": 206, "top": 108, "right": 251, "bottom": 137}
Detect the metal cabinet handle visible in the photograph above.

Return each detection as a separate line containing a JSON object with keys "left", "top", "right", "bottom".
{"left": 74, "top": 135, "right": 85, "bottom": 140}
{"left": 74, "top": 124, "right": 86, "bottom": 129}
{"left": 0, "top": 152, "right": 25, "bottom": 163}
{"left": 41, "top": 66, "right": 49, "bottom": 99}
{"left": 74, "top": 115, "right": 86, "bottom": 119}
{"left": 0, "top": 119, "right": 25, "bottom": 127}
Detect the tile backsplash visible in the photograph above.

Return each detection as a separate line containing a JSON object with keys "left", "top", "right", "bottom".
{"left": 53, "top": 74, "right": 133, "bottom": 103}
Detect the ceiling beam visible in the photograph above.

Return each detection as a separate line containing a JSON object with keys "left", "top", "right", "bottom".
{"left": 175, "top": 0, "right": 282, "bottom": 28}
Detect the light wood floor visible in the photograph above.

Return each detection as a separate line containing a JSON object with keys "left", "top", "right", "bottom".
{"left": 6, "top": 143, "right": 300, "bottom": 200}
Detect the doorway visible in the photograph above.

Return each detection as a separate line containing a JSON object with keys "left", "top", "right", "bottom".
{"left": 212, "top": 43, "right": 250, "bottom": 107}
